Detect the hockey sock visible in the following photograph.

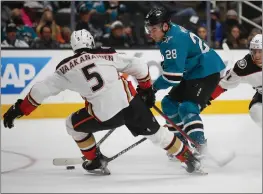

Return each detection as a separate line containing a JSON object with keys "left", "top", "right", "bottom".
{"left": 166, "top": 121, "right": 184, "bottom": 134}
{"left": 183, "top": 114, "right": 205, "bottom": 145}
{"left": 161, "top": 96, "right": 185, "bottom": 140}
{"left": 75, "top": 133, "right": 97, "bottom": 160}
{"left": 165, "top": 122, "right": 186, "bottom": 144}
{"left": 164, "top": 135, "right": 189, "bottom": 162}
{"left": 175, "top": 145, "right": 193, "bottom": 163}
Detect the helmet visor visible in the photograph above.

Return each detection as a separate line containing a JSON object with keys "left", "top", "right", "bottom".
{"left": 144, "top": 23, "right": 163, "bottom": 34}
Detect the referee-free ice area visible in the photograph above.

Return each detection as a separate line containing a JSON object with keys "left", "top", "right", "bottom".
{"left": 1, "top": 115, "right": 262, "bottom": 193}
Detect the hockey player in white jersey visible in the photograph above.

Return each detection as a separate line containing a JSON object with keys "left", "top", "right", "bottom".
{"left": 211, "top": 34, "right": 262, "bottom": 128}
{"left": 3, "top": 29, "right": 202, "bottom": 174}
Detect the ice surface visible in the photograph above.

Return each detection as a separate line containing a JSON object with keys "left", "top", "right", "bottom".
{"left": 1, "top": 115, "right": 262, "bottom": 193}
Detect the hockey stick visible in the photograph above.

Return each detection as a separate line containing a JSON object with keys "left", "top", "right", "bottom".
{"left": 106, "top": 137, "right": 147, "bottom": 162}
{"left": 96, "top": 128, "right": 115, "bottom": 147}
{"left": 53, "top": 137, "right": 147, "bottom": 166}
{"left": 153, "top": 105, "right": 235, "bottom": 167}
{"left": 53, "top": 128, "right": 115, "bottom": 166}
{"left": 153, "top": 105, "right": 200, "bottom": 148}
{"left": 87, "top": 137, "right": 147, "bottom": 175}
{"left": 222, "top": 42, "right": 233, "bottom": 67}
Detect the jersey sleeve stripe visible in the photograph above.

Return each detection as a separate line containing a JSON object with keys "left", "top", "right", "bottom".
{"left": 137, "top": 72, "right": 151, "bottom": 82}
{"left": 121, "top": 79, "right": 133, "bottom": 102}
{"left": 163, "top": 71, "right": 183, "bottom": 76}
{"left": 27, "top": 92, "right": 41, "bottom": 107}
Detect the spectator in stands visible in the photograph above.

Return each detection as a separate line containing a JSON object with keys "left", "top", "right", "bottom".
{"left": 159, "top": 1, "right": 197, "bottom": 18}
{"left": 1, "top": 4, "right": 11, "bottom": 41}
{"left": 115, "top": 1, "right": 146, "bottom": 45}
{"left": 102, "top": 21, "right": 133, "bottom": 48}
{"left": 107, "top": 1, "right": 136, "bottom": 43}
{"left": 36, "top": 10, "right": 64, "bottom": 43}
{"left": 197, "top": 26, "right": 207, "bottom": 41}
{"left": 247, "top": 28, "right": 262, "bottom": 43}
{"left": 223, "top": 25, "right": 247, "bottom": 49}
{"left": 75, "top": 3, "right": 105, "bottom": 44}
{"left": 31, "top": 25, "right": 59, "bottom": 49}
{"left": 89, "top": 1, "right": 118, "bottom": 22}
{"left": 10, "top": 8, "right": 37, "bottom": 45}
{"left": 80, "top": 1, "right": 119, "bottom": 23}
{"left": 1, "top": 23, "right": 29, "bottom": 48}
{"left": 83, "top": 1, "right": 118, "bottom": 36}
{"left": 75, "top": 3, "right": 96, "bottom": 32}
{"left": 42, "top": 1, "right": 71, "bottom": 13}
{"left": 59, "top": 27, "right": 71, "bottom": 48}
{"left": 1, "top": 4, "right": 12, "bottom": 28}
{"left": 21, "top": 1, "right": 44, "bottom": 28}
{"left": 222, "top": 9, "right": 247, "bottom": 40}
{"left": 210, "top": 8, "right": 223, "bottom": 48}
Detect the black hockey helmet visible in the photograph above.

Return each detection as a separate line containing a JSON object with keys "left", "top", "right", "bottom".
{"left": 145, "top": 7, "right": 171, "bottom": 26}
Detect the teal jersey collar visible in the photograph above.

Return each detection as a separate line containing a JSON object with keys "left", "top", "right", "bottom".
{"left": 156, "top": 23, "right": 177, "bottom": 46}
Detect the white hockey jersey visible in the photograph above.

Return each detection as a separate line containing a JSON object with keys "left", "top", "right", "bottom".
{"left": 23, "top": 47, "right": 150, "bottom": 121}
{"left": 220, "top": 54, "right": 262, "bottom": 94}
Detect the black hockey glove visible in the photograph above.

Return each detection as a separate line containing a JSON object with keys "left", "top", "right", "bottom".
{"left": 3, "top": 99, "right": 24, "bottom": 129}
{"left": 136, "top": 86, "right": 156, "bottom": 108}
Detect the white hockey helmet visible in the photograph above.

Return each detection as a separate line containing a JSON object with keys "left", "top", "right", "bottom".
{"left": 249, "top": 34, "right": 262, "bottom": 50}
{"left": 70, "top": 29, "right": 95, "bottom": 52}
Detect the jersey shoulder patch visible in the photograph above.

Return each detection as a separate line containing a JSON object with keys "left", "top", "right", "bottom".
{"left": 237, "top": 58, "right": 247, "bottom": 69}
{"left": 233, "top": 54, "right": 261, "bottom": 76}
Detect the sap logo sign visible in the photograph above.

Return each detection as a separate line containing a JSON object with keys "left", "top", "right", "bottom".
{"left": 1, "top": 57, "right": 51, "bottom": 94}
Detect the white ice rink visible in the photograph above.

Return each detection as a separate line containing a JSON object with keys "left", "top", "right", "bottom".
{"left": 1, "top": 114, "right": 262, "bottom": 193}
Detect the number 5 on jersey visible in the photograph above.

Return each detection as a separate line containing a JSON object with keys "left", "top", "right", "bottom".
{"left": 82, "top": 63, "right": 104, "bottom": 92}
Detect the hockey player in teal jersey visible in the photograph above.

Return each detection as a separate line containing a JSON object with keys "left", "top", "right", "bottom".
{"left": 144, "top": 7, "right": 226, "bottom": 155}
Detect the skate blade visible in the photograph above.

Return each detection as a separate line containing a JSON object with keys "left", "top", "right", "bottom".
{"left": 167, "top": 155, "right": 180, "bottom": 162}
{"left": 193, "top": 169, "right": 208, "bottom": 176}
{"left": 87, "top": 167, "right": 111, "bottom": 176}
{"left": 181, "top": 162, "right": 208, "bottom": 175}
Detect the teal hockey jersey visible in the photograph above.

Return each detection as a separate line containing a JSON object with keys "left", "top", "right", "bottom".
{"left": 153, "top": 23, "right": 225, "bottom": 90}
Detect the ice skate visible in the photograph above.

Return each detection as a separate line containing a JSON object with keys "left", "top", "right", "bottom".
{"left": 180, "top": 149, "right": 203, "bottom": 174}
{"left": 82, "top": 150, "right": 111, "bottom": 175}
{"left": 176, "top": 145, "right": 207, "bottom": 175}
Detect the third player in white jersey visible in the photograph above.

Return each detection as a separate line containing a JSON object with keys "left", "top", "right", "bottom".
{"left": 211, "top": 34, "right": 262, "bottom": 128}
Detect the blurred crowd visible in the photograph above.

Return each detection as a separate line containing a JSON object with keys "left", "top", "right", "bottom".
{"left": 1, "top": 1, "right": 262, "bottom": 49}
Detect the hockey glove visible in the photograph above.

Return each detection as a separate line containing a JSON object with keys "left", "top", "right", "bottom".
{"left": 3, "top": 99, "right": 24, "bottom": 129}
{"left": 136, "top": 86, "right": 156, "bottom": 108}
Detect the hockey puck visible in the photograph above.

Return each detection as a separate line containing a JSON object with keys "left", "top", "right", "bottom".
{"left": 66, "top": 166, "right": 75, "bottom": 170}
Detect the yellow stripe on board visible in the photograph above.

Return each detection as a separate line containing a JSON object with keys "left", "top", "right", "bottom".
{"left": 1, "top": 100, "right": 250, "bottom": 119}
